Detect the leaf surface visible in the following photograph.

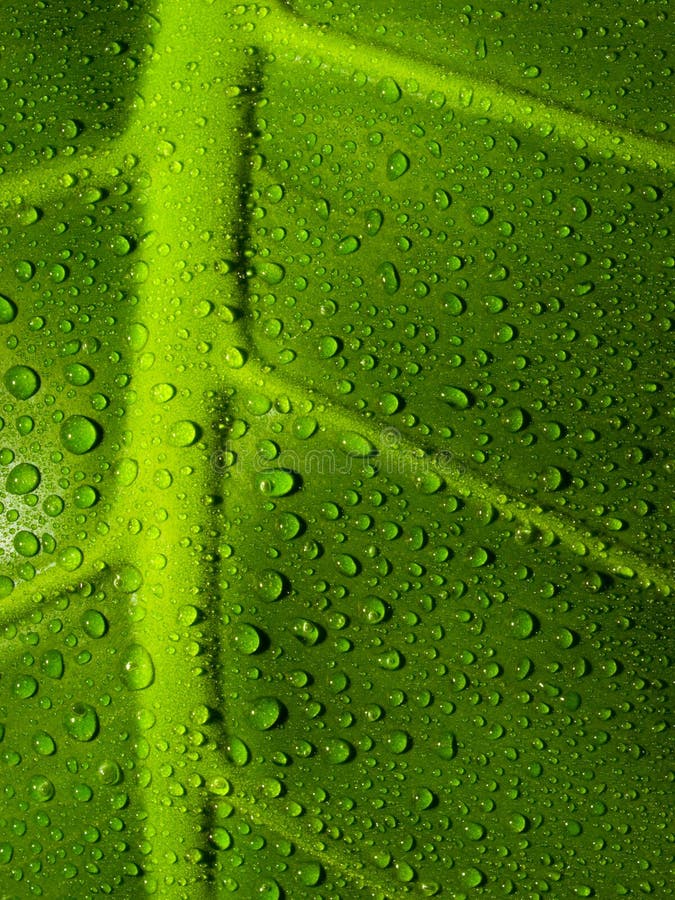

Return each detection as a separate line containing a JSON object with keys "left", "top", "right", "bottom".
{"left": 0, "top": 0, "right": 672, "bottom": 896}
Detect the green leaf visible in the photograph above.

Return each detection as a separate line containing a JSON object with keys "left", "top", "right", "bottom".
{"left": 1, "top": 0, "right": 672, "bottom": 896}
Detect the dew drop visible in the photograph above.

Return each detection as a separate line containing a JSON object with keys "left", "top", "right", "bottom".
{"left": 387, "top": 150, "right": 410, "bottom": 180}
{"left": 377, "top": 76, "right": 401, "bottom": 103}
{"left": 248, "top": 696, "right": 284, "bottom": 730}
{"left": 0, "top": 295, "right": 17, "bottom": 324}
{"left": 255, "top": 469, "right": 296, "bottom": 497}
{"left": 64, "top": 703, "right": 99, "bottom": 741}
{"left": 169, "top": 419, "right": 199, "bottom": 447}
{"left": 4, "top": 365, "right": 40, "bottom": 399}
{"left": 120, "top": 643, "right": 155, "bottom": 690}
{"left": 60, "top": 415, "right": 100, "bottom": 454}
{"left": 6, "top": 462, "right": 40, "bottom": 494}
{"left": 509, "top": 608, "right": 536, "bottom": 639}
{"left": 377, "top": 261, "right": 400, "bottom": 294}
{"left": 441, "top": 385, "right": 471, "bottom": 409}
{"left": 339, "top": 431, "right": 376, "bottom": 457}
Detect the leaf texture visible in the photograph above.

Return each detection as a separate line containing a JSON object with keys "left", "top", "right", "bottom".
{"left": 0, "top": 1, "right": 673, "bottom": 897}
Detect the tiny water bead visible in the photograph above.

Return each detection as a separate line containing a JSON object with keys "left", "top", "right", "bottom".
{"left": 60, "top": 415, "right": 99, "bottom": 454}
{"left": 3, "top": 365, "right": 40, "bottom": 399}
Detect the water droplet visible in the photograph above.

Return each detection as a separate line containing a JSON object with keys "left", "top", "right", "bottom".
{"left": 64, "top": 703, "right": 99, "bottom": 741}
{"left": 120, "top": 644, "right": 155, "bottom": 690}
{"left": 0, "top": 295, "right": 17, "bottom": 324}
{"left": 13, "top": 530, "right": 39, "bottom": 557}
{"left": 29, "top": 775, "right": 55, "bottom": 803}
{"left": 335, "top": 554, "right": 359, "bottom": 577}
{"left": 6, "top": 462, "right": 40, "bottom": 494}
{"left": 248, "top": 696, "right": 284, "bottom": 730}
{"left": 4, "top": 365, "right": 40, "bottom": 399}
{"left": 33, "top": 730, "right": 56, "bottom": 756}
{"left": 255, "top": 469, "right": 296, "bottom": 497}
{"left": 323, "top": 738, "right": 353, "bottom": 764}
{"left": 443, "top": 293, "right": 465, "bottom": 316}
{"left": 64, "top": 363, "right": 93, "bottom": 386}
{"left": 539, "top": 465, "right": 565, "bottom": 491}
{"left": 60, "top": 415, "right": 99, "bottom": 454}
{"left": 336, "top": 235, "right": 360, "bottom": 254}
{"left": 441, "top": 385, "right": 471, "bottom": 409}
{"left": 169, "top": 420, "right": 199, "bottom": 447}
{"left": 256, "top": 569, "right": 285, "bottom": 601}
{"left": 74, "top": 485, "right": 99, "bottom": 508}
{"left": 470, "top": 205, "right": 491, "bottom": 225}
{"left": 378, "top": 261, "right": 401, "bottom": 295}
{"left": 509, "top": 609, "right": 536, "bottom": 639}
{"left": 40, "top": 649, "right": 64, "bottom": 679}
{"left": 318, "top": 335, "right": 340, "bottom": 358}
{"left": 231, "top": 623, "right": 262, "bottom": 655}
{"left": 13, "top": 675, "right": 38, "bottom": 698}
{"left": 57, "top": 546, "right": 84, "bottom": 571}
{"left": 276, "top": 512, "right": 302, "bottom": 540}
{"left": 387, "top": 149, "right": 410, "bottom": 180}
{"left": 257, "top": 261, "right": 285, "bottom": 285}
{"left": 339, "top": 431, "right": 375, "bottom": 457}
{"left": 113, "top": 457, "right": 139, "bottom": 487}
{"left": 81, "top": 609, "right": 108, "bottom": 638}
{"left": 571, "top": 196, "right": 591, "bottom": 221}
{"left": 365, "top": 208, "right": 383, "bottom": 235}
{"left": 151, "top": 382, "right": 176, "bottom": 403}
{"left": 377, "top": 76, "right": 401, "bottom": 103}
{"left": 293, "top": 416, "right": 318, "bottom": 439}
{"left": 114, "top": 565, "right": 143, "bottom": 593}
{"left": 386, "top": 729, "right": 411, "bottom": 753}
